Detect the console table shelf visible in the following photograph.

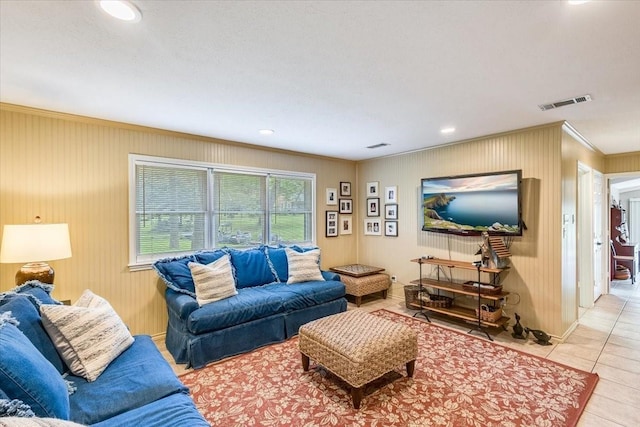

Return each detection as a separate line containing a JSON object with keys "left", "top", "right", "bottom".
{"left": 410, "top": 257, "right": 509, "bottom": 339}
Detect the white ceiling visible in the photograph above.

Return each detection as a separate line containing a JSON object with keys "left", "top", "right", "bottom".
{"left": 1, "top": 0, "right": 639, "bottom": 161}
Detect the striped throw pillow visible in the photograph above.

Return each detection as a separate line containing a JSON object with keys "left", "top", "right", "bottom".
{"left": 40, "top": 290, "right": 134, "bottom": 382}
{"left": 285, "top": 247, "right": 325, "bottom": 284}
{"left": 188, "top": 254, "right": 238, "bottom": 306}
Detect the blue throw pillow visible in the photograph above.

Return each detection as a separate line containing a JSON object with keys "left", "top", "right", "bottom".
{"left": 194, "top": 249, "right": 228, "bottom": 265}
{"left": 152, "top": 254, "right": 198, "bottom": 298}
{"left": 228, "top": 247, "right": 275, "bottom": 288}
{"left": 0, "top": 315, "right": 70, "bottom": 419}
{"left": 14, "top": 280, "right": 61, "bottom": 305}
{"left": 0, "top": 294, "right": 66, "bottom": 373}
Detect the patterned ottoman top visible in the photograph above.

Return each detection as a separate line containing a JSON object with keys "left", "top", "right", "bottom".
{"left": 330, "top": 264, "right": 385, "bottom": 277}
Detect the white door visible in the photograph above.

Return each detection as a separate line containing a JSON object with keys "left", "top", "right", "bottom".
{"left": 593, "top": 171, "right": 604, "bottom": 300}
{"left": 578, "top": 163, "right": 593, "bottom": 308}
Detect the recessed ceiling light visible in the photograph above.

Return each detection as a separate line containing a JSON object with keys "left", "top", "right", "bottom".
{"left": 98, "top": 1, "right": 142, "bottom": 23}
{"left": 440, "top": 127, "right": 456, "bottom": 134}
{"left": 259, "top": 129, "right": 274, "bottom": 135}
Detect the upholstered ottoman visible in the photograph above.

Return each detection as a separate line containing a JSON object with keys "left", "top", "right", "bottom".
{"left": 340, "top": 273, "right": 391, "bottom": 307}
{"left": 298, "top": 310, "right": 418, "bottom": 409}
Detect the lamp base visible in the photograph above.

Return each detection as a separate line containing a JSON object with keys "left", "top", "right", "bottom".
{"left": 15, "top": 262, "right": 55, "bottom": 286}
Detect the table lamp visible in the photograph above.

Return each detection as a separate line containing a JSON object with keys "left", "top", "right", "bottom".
{"left": 0, "top": 222, "right": 72, "bottom": 285}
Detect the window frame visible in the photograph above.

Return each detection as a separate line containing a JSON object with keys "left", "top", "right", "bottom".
{"left": 128, "top": 154, "right": 316, "bottom": 270}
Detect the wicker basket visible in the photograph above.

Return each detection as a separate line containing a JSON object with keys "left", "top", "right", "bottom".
{"left": 403, "top": 285, "right": 420, "bottom": 309}
{"left": 419, "top": 293, "right": 453, "bottom": 308}
{"left": 475, "top": 305, "right": 502, "bottom": 323}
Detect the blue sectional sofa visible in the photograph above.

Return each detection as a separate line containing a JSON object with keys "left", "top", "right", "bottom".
{"left": 153, "top": 245, "right": 347, "bottom": 369}
{"left": 0, "top": 282, "right": 208, "bottom": 426}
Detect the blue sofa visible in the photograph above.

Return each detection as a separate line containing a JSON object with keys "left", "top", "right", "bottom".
{"left": 0, "top": 282, "right": 208, "bottom": 426}
{"left": 153, "top": 245, "right": 347, "bottom": 369}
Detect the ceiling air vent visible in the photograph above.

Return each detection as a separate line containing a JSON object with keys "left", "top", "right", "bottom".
{"left": 539, "top": 94, "right": 592, "bottom": 111}
{"left": 366, "top": 143, "right": 390, "bottom": 149}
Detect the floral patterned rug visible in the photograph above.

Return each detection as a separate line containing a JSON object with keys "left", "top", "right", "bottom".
{"left": 180, "top": 309, "right": 598, "bottom": 426}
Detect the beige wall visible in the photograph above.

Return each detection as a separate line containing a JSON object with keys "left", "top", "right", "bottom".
{"left": 356, "top": 124, "right": 605, "bottom": 337}
{"left": 2, "top": 103, "right": 636, "bottom": 339}
{"left": 0, "top": 104, "right": 357, "bottom": 336}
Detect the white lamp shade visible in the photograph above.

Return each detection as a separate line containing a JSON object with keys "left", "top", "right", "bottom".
{"left": 0, "top": 223, "right": 72, "bottom": 263}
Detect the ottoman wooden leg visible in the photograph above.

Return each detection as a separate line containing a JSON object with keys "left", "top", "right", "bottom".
{"left": 382, "top": 289, "right": 388, "bottom": 299}
{"left": 355, "top": 296, "right": 362, "bottom": 307}
{"left": 301, "top": 353, "right": 310, "bottom": 371}
{"left": 406, "top": 360, "right": 415, "bottom": 377}
{"left": 351, "top": 386, "right": 364, "bottom": 409}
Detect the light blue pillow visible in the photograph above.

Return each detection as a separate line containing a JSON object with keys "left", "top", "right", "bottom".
{"left": 228, "top": 247, "right": 275, "bottom": 288}
{"left": 152, "top": 254, "right": 199, "bottom": 298}
{"left": 0, "top": 316, "right": 69, "bottom": 419}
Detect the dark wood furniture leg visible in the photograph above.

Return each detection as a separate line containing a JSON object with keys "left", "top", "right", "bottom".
{"left": 382, "top": 289, "right": 388, "bottom": 299}
{"left": 301, "top": 353, "right": 309, "bottom": 371}
{"left": 355, "top": 296, "right": 362, "bottom": 307}
{"left": 406, "top": 360, "right": 415, "bottom": 377}
{"left": 351, "top": 387, "right": 363, "bottom": 409}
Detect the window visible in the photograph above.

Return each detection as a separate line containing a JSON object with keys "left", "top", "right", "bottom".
{"left": 129, "top": 155, "right": 315, "bottom": 268}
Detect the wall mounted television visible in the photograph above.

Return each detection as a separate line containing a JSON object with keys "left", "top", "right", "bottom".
{"left": 421, "top": 170, "right": 523, "bottom": 236}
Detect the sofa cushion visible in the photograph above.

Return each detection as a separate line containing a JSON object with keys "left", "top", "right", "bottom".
{"left": 265, "top": 245, "right": 320, "bottom": 283}
{"left": 285, "top": 247, "right": 324, "bottom": 284}
{"left": 40, "top": 290, "right": 134, "bottom": 382}
{"left": 13, "top": 281, "right": 61, "bottom": 305}
{"left": 0, "top": 294, "right": 66, "bottom": 373}
{"left": 0, "top": 315, "right": 70, "bottom": 419}
{"left": 265, "top": 280, "right": 346, "bottom": 311}
{"left": 193, "top": 248, "right": 228, "bottom": 265}
{"left": 188, "top": 254, "right": 237, "bottom": 306}
{"left": 67, "top": 335, "right": 189, "bottom": 426}
{"left": 187, "top": 286, "right": 285, "bottom": 334}
{"left": 152, "top": 254, "right": 199, "bottom": 298}
{"left": 228, "top": 247, "right": 275, "bottom": 288}
{"left": 90, "top": 391, "right": 209, "bottom": 427}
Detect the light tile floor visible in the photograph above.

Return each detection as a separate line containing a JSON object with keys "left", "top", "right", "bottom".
{"left": 157, "top": 279, "right": 640, "bottom": 426}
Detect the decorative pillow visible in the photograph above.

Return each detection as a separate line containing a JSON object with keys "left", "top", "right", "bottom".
{"left": 188, "top": 255, "right": 238, "bottom": 306}
{"left": 40, "top": 290, "right": 134, "bottom": 382}
{"left": 265, "top": 245, "right": 320, "bottom": 283}
{"left": 13, "top": 280, "right": 61, "bottom": 305}
{"left": 0, "top": 398, "right": 36, "bottom": 417}
{"left": 0, "top": 316, "right": 70, "bottom": 419}
{"left": 285, "top": 247, "right": 324, "bottom": 284}
{"left": 152, "top": 254, "right": 199, "bottom": 298}
{"left": 194, "top": 248, "right": 228, "bottom": 265}
{"left": 0, "top": 294, "right": 66, "bottom": 373}
{"left": 228, "top": 247, "right": 276, "bottom": 288}
{"left": 0, "top": 418, "right": 86, "bottom": 427}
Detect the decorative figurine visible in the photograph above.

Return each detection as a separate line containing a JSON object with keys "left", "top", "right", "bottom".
{"left": 511, "top": 313, "right": 525, "bottom": 339}
{"left": 524, "top": 327, "right": 552, "bottom": 346}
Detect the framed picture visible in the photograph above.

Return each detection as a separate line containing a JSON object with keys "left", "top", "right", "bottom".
{"left": 364, "top": 219, "right": 382, "bottom": 236}
{"left": 385, "top": 203, "right": 398, "bottom": 220}
{"left": 367, "top": 197, "right": 380, "bottom": 217}
{"left": 384, "top": 186, "right": 397, "bottom": 203}
{"left": 339, "top": 198, "right": 353, "bottom": 214}
{"left": 385, "top": 221, "right": 398, "bottom": 237}
{"left": 340, "top": 182, "right": 351, "bottom": 196}
{"left": 366, "top": 181, "right": 379, "bottom": 197}
{"left": 339, "top": 215, "right": 353, "bottom": 235}
{"left": 326, "top": 188, "right": 337, "bottom": 205}
{"left": 326, "top": 210, "right": 338, "bottom": 237}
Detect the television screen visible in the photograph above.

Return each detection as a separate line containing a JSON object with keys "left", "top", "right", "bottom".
{"left": 421, "top": 170, "right": 523, "bottom": 236}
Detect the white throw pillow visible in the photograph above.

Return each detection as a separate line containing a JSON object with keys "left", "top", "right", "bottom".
{"left": 188, "top": 254, "right": 237, "bottom": 306}
{"left": 285, "top": 248, "right": 325, "bottom": 284}
{"left": 40, "top": 290, "right": 134, "bottom": 382}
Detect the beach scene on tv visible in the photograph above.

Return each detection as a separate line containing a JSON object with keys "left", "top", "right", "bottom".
{"left": 422, "top": 172, "right": 521, "bottom": 235}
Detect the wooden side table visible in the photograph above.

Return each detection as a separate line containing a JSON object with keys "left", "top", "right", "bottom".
{"left": 330, "top": 264, "right": 391, "bottom": 307}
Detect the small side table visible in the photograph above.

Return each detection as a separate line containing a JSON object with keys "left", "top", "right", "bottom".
{"left": 330, "top": 264, "right": 391, "bottom": 307}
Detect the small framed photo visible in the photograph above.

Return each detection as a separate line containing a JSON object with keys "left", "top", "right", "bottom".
{"left": 366, "top": 181, "right": 379, "bottom": 197}
{"left": 340, "top": 182, "right": 351, "bottom": 196}
{"left": 384, "top": 186, "right": 397, "bottom": 203}
{"left": 367, "top": 197, "right": 380, "bottom": 217}
{"left": 364, "top": 219, "right": 382, "bottom": 236}
{"left": 339, "top": 215, "right": 353, "bottom": 235}
{"left": 326, "top": 188, "right": 337, "bottom": 205}
{"left": 326, "top": 210, "right": 338, "bottom": 237}
{"left": 385, "top": 204, "right": 398, "bottom": 220}
{"left": 339, "top": 198, "right": 353, "bottom": 214}
{"left": 385, "top": 221, "right": 398, "bottom": 237}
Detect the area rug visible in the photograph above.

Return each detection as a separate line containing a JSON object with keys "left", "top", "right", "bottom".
{"left": 180, "top": 309, "right": 598, "bottom": 426}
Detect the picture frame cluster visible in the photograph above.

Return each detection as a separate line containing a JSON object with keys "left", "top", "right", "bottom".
{"left": 365, "top": 182, "right": 398, "bottom": 237}
{"left": 325, "top": 182, "right": 353, "bottom": 237}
